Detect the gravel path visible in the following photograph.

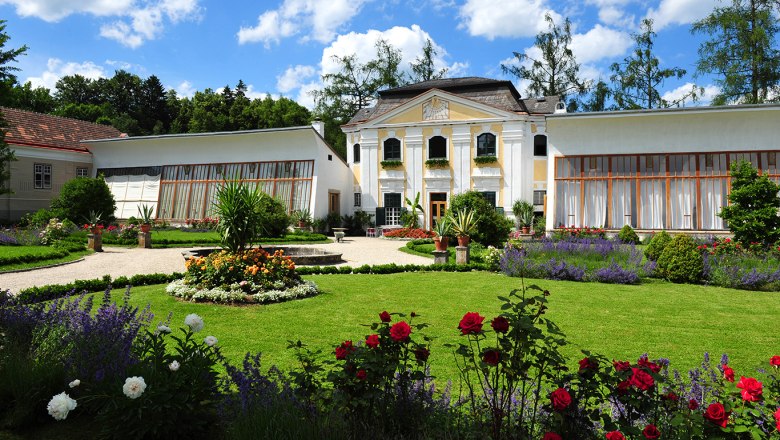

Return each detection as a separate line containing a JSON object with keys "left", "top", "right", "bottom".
{"left": 0, "top": 237, "right": 431, "bottom": 294}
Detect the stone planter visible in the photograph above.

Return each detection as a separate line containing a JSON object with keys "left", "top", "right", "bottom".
{"left": 88, "top": 233, "right": 103, "bottom": 252}
{"left": 140, "top": 223, "right": 152, "bottom": 233}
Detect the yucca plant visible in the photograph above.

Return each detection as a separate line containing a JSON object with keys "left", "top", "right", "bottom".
{"left": 448, "top": 208, "right": 477, "bottom": 238}
{"left": 213, "top": 180, "right": 264, "bottom": 253}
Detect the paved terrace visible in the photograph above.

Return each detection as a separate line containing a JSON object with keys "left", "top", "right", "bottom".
{"left": 0, "top": 237, "right": 432, "bottom": 294}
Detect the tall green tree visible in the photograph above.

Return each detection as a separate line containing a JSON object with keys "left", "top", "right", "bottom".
{"left": 719, "top": 159, "right": 780, "bottom": 244}
{"left": 312, "top": 38, "right": 406, "bottom": 156}
{"left": 581, "top": 79, "right": 612, "bottom": 112}
{"left": 0, "top": 19, "right": 25, "bottom": 196}
{"left": 692, "top": 0, "right": 780, "bottom": 104}
{"left": 501, "top": 14, "right": 590, "bottom": 107}
{"left": 611, "top": 19, "right": 702, "bottom": 109}
{"left": 5, "top": 81, "right": 56, "bottom": 113}
{"left": 408, "top": 39, "right": 448, "bottom": 83}
{"left": 139, "top": 75, "right": 169, "bottom": 134}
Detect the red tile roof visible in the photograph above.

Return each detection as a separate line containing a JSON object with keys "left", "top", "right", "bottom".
{"left": 0, "top": 107, "right": 123, "bottom": 153}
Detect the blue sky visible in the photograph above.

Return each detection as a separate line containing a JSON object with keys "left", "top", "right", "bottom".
{"left": 1, "top": 0, "right": 723, "bottom": 108}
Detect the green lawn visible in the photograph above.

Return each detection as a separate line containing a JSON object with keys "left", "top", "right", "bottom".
{"left": 0, "top": 246, "right": 92, "bottom": 272}
{"left": 116, "top": 272, "right": 780, "bottom": 383}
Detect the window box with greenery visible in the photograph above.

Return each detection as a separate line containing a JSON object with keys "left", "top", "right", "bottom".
{"left": 474, "top": 156, "right": 498, "bottom": 165}
{"left": 425, "top": 158, "right": 449, "bottom": 168}
{"left": 380, "top": 160, "right": 403, "bottom": 169}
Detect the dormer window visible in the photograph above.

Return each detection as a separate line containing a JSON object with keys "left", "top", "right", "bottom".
{"left": 428, "top": 136, "right": 447, "bottom": 159}
{"left": 384, "top": 138, "right": 401, "bottom": 161}
{"left": 476, "top": 133, "right": 496, "bottom": 157}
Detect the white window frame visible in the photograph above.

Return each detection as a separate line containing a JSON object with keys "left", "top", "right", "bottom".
{"left": 426, "top": 135, "right": 449, "bottom": 160}
{"left": 76, "top": 167, "right": 89, "bottom": 177}
{"left": 474, "top": 130, "right": 499, "bottom": 158}
{"left": 382, "top": 136, "right": 403, "bottom": 162}
{"left": 34, "top": 163, "right": 52, "bottom": 189}
{"left": 354, "top": 192, "right": 362, "bottom": 207}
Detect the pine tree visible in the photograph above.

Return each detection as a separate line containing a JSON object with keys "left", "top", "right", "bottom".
{"left": 692, "top": 0, "right": 780, "bottom": 104}
{"left": 0, "top": 20, "right": 25, "bottom": 196}
{"left": 408, "top": 39, "right": 447, "bottom": 83}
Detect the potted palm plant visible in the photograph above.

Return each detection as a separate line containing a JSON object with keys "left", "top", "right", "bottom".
{"left": 513, "top": 200, "right": 535, "bottom": 234}
{"left": 138, "top": 204, "right": 155, "bottom": 233}
{"left": 432, "top": 218, "right": 451, "bottom": 251}
{"left": 448, "top": 208, "right": 477, "bottom": 247}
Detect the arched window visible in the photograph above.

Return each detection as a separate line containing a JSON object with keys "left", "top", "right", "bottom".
{"left": 476, "top": 133, "right": 496, "bottom": 157}
{"left": 353, "top": 143, "right": 361, "bottom": 163}
{"left": 384, "top": 138, "right": 401, "bottom": 161}
{"left": 534, "top": 135, "right": 547, "bottom": 156}
{"left": 428, "top": 136, "right": 447, "bottom": 159}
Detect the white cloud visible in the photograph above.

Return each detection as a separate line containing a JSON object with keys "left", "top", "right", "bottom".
{"left": 662, "top": 82, "right": 720, "bottom": 105}
{"left": 1, "top": 0, "right": 202, "bottom": 48}
{"left": 647, "top": 0, "right": 719, "bottom": 30}
{"left": 295, "top": 82, "right": 321, "bottom": 109}
{"left": 277, "top": 65, "right": 317, "bottom": 93}
{"left": 458, "top": 0, "right": 561, "bottom": 39}
{"left": 25, "top": 58, "right": 107, "bottom": 90}
{"left": 570, "top": 25, "right": 632, "bottom": 64}
{"left": 238, "top": 0, "right": 368, "bottom": 46}
{"left": 172, "top": 80, "right": 196, "bottom": 98}
{"left": 584, "top": 0, "right": 635, "bottom": 27}
{"left": 0, "top": 0, "right": 134, "bottom": 22}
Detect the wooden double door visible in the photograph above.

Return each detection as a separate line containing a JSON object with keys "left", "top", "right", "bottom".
{"left": 429, "top": 193, "right": 447, "bottom": 228}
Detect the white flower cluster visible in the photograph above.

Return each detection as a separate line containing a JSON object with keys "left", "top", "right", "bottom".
{"left": 204, "top": 335, "right": 218, "bottom": 346}
{"left": 482, "top": 246, "right": 504, "bottom": 270}
{"left": 157, "top": 324, "right": 172, "bottom": 334}
{"left": 166, "top": 279, "right": 319, "bottom": 304}
{"left": 184, "top": 313, "right": 204, "bottom": 332}
{"left": 47, "top": 392, "right": 77, "bottom": 420}
{"left": 68, "top": 379, "right": 80, "bottom": 388}
{"left": 122, "top": 376, "right": 147, "bottom": 399}
{"left": 169, "top": 360, "right": 180, "bottom": 371}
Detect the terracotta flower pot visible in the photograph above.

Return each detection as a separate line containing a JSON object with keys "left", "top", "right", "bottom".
{"left": 522, "top": 226, "right": 530, "bottom": 234}
{"left": 140, "top": 223, "right": 152, "bottom": 233}
{"left": 90, "top": 227, "right": 102, "bottom": 235}
{"left": 457, "top": 235, "right": 470, "bottom": 247}
{"left": 434, "top": 237, "right": 449, "bottom": 251}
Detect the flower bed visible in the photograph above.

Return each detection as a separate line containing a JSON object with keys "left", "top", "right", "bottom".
{"left": 382, "top": 227, "right": 435, "bottom": 239}
{"left": 174, "top": 248, "right": 318, "bottom": 304}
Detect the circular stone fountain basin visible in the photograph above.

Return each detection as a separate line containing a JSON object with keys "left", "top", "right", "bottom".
{"left": 182, "top": 246, "right": 343, "bottom": 265}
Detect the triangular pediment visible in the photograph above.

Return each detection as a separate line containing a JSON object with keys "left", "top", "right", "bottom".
{"left": 359, "top": 89, "right": 524, "bottom": 128}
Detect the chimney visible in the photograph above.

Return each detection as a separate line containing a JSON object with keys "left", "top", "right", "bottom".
{"left": 312, "top": 119, "right": 325, "bottom": 137}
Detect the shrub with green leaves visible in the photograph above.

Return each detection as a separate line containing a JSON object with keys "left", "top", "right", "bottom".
{"left": 50, "top": 177, "right": 116, "bottom": 225}
{"left": 656, "top": 234, "right": 703, "bottom": 284}
{"left": 448, "top": 191, "right": 512, "bottom": 247}
{"left": 644, "top": 230, "right": 671, "bottom": 261}
{"left": 719, "top": 160, "right": 780, "bottom": 245}
{"left": 257, "top": 193, "right": 290, "bottom": 238}
{"left": 617, "top": 225, "right": 640, "bottom": 244}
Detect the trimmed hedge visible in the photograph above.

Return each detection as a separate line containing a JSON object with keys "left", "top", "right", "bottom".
{"left": 0, "top": 242, "right": 86, "bottom": 266}
{"left": 16, "top": 272, "right": 184, "bottom": 304}
{"left": 295, "top": 262, "right": 491, "bottom": 275}
{"left": 66, "top": 233, "right": 328, "bottom": 247}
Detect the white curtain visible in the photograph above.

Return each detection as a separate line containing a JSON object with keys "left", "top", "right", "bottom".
{"left": 670, "top": 180, "right": 695, "bottom": 229}
{"left": 700, "top": 178, "right": 725, "bottom": 230}
{"left": 583, "top": 181, "right": 607, "bottom": 227}
{"left": 640, "top": 180, "right": 665, "bottom": 229}
{"left": 611, "top": 180, "right": 632, "bottom": 228}
{"left": 555, "top": 181, "right": 581, "bottom": 227}
{"left": 104, "top": 174, "right": 160, "bottom": 219}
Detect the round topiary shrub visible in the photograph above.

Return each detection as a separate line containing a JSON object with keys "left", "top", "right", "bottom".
{"left": 644, "top": 230, "right": 671, "bottom": 261}
{"left": 50, "top": 177, "right": 116, "bottom": 224}
{"left": 656, "top": 234, "right": 703, "bottom": 284}
{"left": 617, "top": 225, "right": 640, "bottom": 244}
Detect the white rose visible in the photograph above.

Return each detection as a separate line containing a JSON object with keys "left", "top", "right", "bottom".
{"left": 68, "top": 379, "right": 80, "bottom": 388}
{"left": 122, "top": 376, "right": 147, "bottom": 399}
{"left": 157, "top": 325, "right": 171, "bottom": 334}
{"left": 203, "top": 335, "right": 218, "bottom": 347}
{"left": 47, "top": 392, "right": 77, "bottom": 421}
{"left": 184, "top": 313, "right": 204, "bottom": 333}
{"left": 169, "top": 360, "right": 180, "bottom": 371}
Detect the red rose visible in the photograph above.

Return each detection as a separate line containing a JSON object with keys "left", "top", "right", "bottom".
{"left": 490, "top": 316, "right": 509, "bottom": 333}
{"left": 663, "top": 391, "right": 679, "bottom": 401}
{"left": 379, "top": 311, "right": 391, "bottom": 322}
{"left": 771, "top": 355, "right": 780, "bottom": 367}
{"left": 389, "top": 321, "right": 411, "bottom": 342}
{"left": 638, "top": 356, "right": 661, "bottom": 373}
{"left": 365, "top": 334, "right": 380, "bottom": 349}
{"left": 722, "top": 365, "right": 735, "bottom": 382}
{"left": 642, "top": 424, "right": 660, "bottom": 439}
{"left": 482, "top": 349, "right": 500, "bottom": 366}
{"left": 736, "top": 376, "right": 763, "bottom": 402}
{"left": 775, "top": 407, "right": 780, "bottom": 431}
{"left": 617, "top": 380, "right": 630, "bottom": 395}
{"left": 704, "top": 402, "right": 730, "bottom": 428}
{"left": 356, "top": 369, "right": 367, "bottom": 381}
{"left": 688, "top": 399, "right": 699, "bottom": 410}
{"left": 458, "top": 312, "right": 485, "bottom": 335}
{"left": 542, "top": 433, "right": 562, "bottom": 440}
{"left": 550, "top": 387, "right": 571, "bottom": 412}
{"left": 629, "top": 367, "right": 655, "bottom": 391}
{"left": 606, "top": 431, "right": 626, "bottom": 440}
{"left": 579, "top": 356, "right": 598, "bottom": 371}
{"left": 335, "top": 340, "right": 354, "bottom": 360}
{"left": 613, "top": 360, "right": 631, "bottom": 372}
{"left": 414, "top": 346, "right": 430, "bottom": 362}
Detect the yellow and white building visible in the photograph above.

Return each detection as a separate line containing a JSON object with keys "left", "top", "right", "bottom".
{"left": 341, "top": 77, "right": 561, "bottom": 228}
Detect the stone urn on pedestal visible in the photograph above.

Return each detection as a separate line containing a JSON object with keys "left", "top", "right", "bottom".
{"left": 432, "top": 218, "right": 451, "bottom": 252}
{"left": 137, "top": 204, "right": 155, "bottom": 248}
